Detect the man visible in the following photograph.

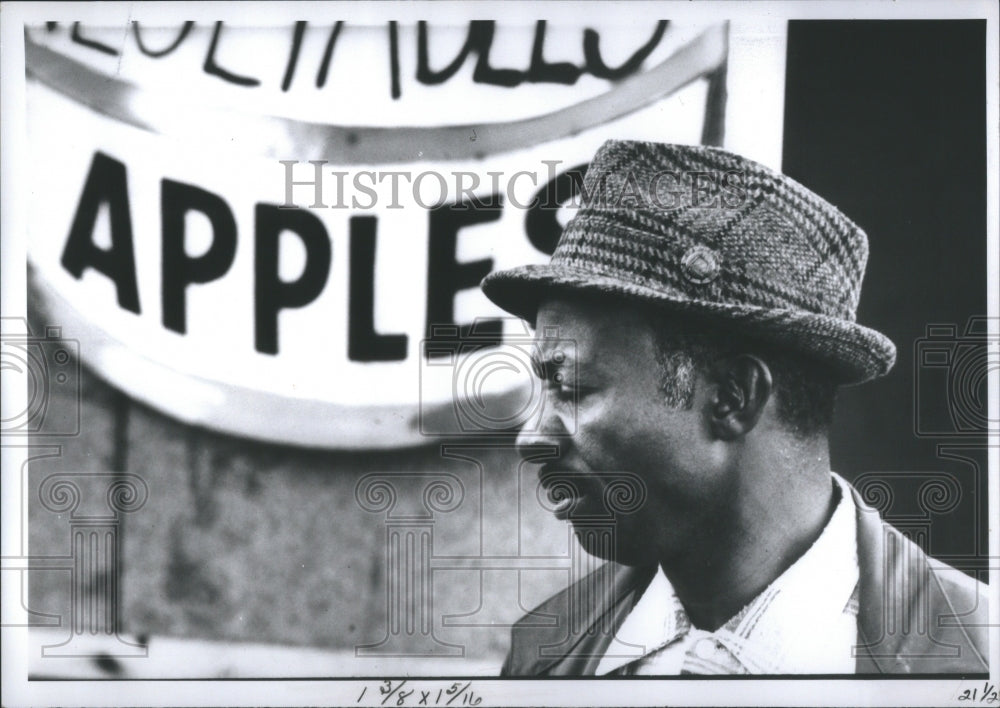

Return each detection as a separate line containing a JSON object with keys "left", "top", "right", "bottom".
{"left": 480, "top": 140, "right": 988, "bottom": 675}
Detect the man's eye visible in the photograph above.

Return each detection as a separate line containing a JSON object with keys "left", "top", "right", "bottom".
{"left": 547, "top": 373, "right": 577, "bottom": 398}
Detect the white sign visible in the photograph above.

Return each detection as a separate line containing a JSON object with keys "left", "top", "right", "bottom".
{"left": 24, "top": 20, "right": 764, "bottom": 448}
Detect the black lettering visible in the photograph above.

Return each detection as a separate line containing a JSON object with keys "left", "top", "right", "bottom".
{"left": 71, "top": 23, "right": 118, "bottom": 56}
{"left": 133, "top": 21, "right": 193, "bottom": 58}
{"left": 472, "top": 22, "right": 526, "bottom": 87}
{"left": 422, "top": 21, "right": 603, "bottom": 88}
{"left": 416, "top": 21, "right": 477, "bottom": 85}
{"left": 528, "top": 21, "right": 582, "bottom": 84}
{"left": 281, "top": 22, "right": 307, "bottom": 92}
{"left": 426, "top": 196, "right": 502, "bottom": 347}
{"left": 420, "top": 22, "right": 527, "bottom": 87}
{"left": 204, "top": 22, "right": 260, "bottom": 87}
{"left": 315, "top": 21, "right": 344, "bottom": 88}
{"left": 418, "top": 22, "right": 667, "bottom": 90}
{"left": 60, "top": 152, "right": 140, "bottom": 313}
{"left": 254, "top": 205, "right": 331, "bottom": 354}
{"left": 348, "top": 216, "right": 407, "bottom": 362}
{"left": 583, "top": 21, "right": 667, "bottom": 80}
{"left": 388, "top": 21, "right": 401, "bottom": 99}
{"left": 161, "top": 180, "right": 238, "bottom": 334}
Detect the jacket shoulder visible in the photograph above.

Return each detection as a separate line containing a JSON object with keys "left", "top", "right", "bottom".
{"left": 854, "top": 496, "right": 989, "bottom": 674}
{"left": 923, "top": 549, "right": 990, "bottom": 666}
{"left": 501, "top": 562, "right": 655, "bottom": 676}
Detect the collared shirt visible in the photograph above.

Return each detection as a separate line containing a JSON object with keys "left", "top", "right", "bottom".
{"left": 596, "top": 472, "right": 861, "bottom": 675}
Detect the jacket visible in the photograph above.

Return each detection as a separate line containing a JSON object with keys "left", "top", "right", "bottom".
{"left": 501, "top": 486, "right": 989, "bottom": 675}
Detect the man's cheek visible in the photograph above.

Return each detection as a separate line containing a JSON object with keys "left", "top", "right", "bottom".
{"left": 572, "top": 420, "right": 627, "bottom": 471}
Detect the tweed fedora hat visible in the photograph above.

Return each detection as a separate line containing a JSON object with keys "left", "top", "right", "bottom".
{"left": 481, "top": 140, "right": 896, "bottom": 384}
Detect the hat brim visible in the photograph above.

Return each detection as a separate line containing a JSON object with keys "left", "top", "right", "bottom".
{"left": 481, "top": 264, "right": 896, "bottom": 385}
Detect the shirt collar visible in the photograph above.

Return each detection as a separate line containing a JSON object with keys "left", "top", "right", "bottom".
{"left": 596, "top": 472, "right": 860, "bottom": 675}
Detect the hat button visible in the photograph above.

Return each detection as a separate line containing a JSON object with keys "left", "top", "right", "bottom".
{"left": 681, "top": 246, "right": 721, "bottom": 285}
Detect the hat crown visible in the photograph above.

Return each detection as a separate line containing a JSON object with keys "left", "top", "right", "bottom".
{"left": 552, "top": 140, "right": 869, "bottom": 322}
{"left": 480, "top": 140, "right": 896, "bottom": 383}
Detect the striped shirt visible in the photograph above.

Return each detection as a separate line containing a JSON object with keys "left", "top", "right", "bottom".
{"left": 596, "top": 472, "right": 861, "bottom": 675}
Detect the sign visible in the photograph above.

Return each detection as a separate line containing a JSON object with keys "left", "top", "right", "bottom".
{"left": 24, "top": 21, "right": 763, "bottom": 448}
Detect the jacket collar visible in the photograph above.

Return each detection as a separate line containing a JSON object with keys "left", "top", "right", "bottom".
{"left": 851, "top": 485, "right": 988, "bottom": 674}
{"left": 511, "top": 561, "right": 656, "bottom": 676}
{"left": 853, "top": 484, "right": 894, "bottom": 673}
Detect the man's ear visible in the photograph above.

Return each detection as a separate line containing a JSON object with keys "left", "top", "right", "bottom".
{"left": 709, "top": 354, "right": 773, "bottom": 440}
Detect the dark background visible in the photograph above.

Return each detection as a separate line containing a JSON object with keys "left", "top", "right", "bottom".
{"left": 783, "top": 21, "right": 988, "bottom": 569}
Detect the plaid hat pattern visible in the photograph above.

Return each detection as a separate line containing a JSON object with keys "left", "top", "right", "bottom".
{"left": 481, "top": 140, "right": 896, "bottom": 384}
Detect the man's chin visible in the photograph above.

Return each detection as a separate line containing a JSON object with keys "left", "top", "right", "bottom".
{"left": 569, "top": 523, "right": 656, "bottom": 566}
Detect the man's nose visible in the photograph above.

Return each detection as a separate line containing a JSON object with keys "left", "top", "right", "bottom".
{"left": 515, "top": 394, "right": 566, "bottom": 458}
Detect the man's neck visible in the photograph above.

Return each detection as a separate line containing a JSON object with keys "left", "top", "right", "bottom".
{"left": 660, "top": 444, "right": 836, "bottom": 631}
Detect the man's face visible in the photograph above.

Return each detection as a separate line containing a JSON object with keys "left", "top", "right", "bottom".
{"left": 519, "top": 296, "right": 737, "bottom": 567}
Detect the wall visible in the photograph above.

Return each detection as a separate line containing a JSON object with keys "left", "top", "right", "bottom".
{"left": 27, "top": 289, "right": 571, "bottom": 672}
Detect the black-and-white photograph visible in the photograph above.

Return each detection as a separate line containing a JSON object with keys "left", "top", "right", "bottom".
{"left": 1, "top": 2, "right": 996, "bottom": 706}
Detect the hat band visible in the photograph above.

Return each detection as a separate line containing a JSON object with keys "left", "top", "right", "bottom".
{"left": 552, "top": 214, "right": 860, "bottom": 322}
